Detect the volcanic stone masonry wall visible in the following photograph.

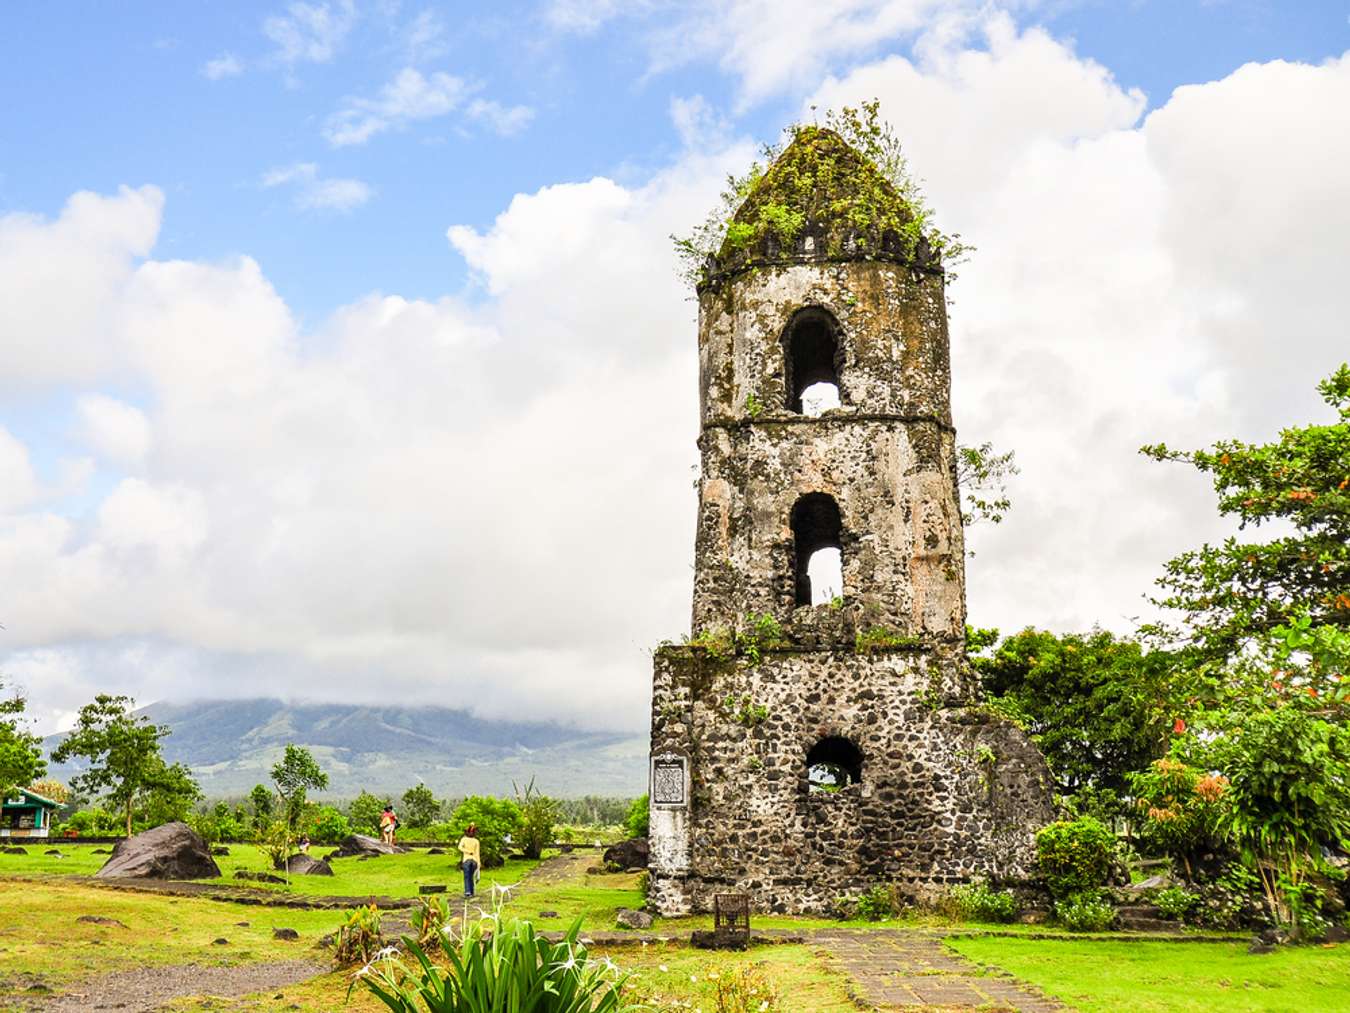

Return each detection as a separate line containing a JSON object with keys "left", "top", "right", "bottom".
{"left": 649, "top": 127, "right": 1055, "bottom": 915}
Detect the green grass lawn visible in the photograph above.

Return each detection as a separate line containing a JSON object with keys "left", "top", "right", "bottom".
{"left": 949, "top": 935, "right": 1350, "bottom": 1012}
{"left": 0, "top": 843, "right": 537, "bottom": 899}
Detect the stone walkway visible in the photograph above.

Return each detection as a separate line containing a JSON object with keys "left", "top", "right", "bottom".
{"left": 814, "top": 929, "right": 1063, "bottom": 1011}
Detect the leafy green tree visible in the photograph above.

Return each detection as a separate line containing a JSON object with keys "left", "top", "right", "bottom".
{"left": 400, "top": 783, "right": 440, "bottom": 828}
{"left": 269, "top": 744, "right": 328, "bottom": 829}
{"left": 136, "top": 761, "right": 201, "bottom": 827}
{"left": 624, "top": 794, "right": 650, "bottom": 839}
{"left": 248, "top": 783, "right": 274, "bottom": 831}
{"left": 0, "top": 682, "right": 45, "bottom": 802}
{"left": 957, "top": 442, "right": 1019, "bottom": 533}
{"left": 447, "top": 796, "right": 521, "bottom": 868}
{"left": 1141, "top": 364, "right": 1350, "bottom": 662}
{"left": 969, "top": 627, "right": 1182, "bottom": 796}
{"left": 347, "top": 790, "right": 388, "bottom": 836}
{"left": 1127, "top": 757, "right": 1229, "bottom": 879}
{"left": 50, "top": 694, "right": 182, "bottom": 836}
{"left": 513, "top": 778, "right": 559, "bottom": 860}
{"left": 307, "top": 804, "right": 352, "bottom": 844}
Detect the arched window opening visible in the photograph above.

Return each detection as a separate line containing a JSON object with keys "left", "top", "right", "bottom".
{"left": 806, "top": 546, "right": 842, "bottom": 605}
{"left": 791, "top": 493, "right": 842, "bottom": 607}
{"left": 783, "top": 310, "right": 843, "bottom": 415}
{"left": 807, "top": 736, "right": 863, "bottom": 793}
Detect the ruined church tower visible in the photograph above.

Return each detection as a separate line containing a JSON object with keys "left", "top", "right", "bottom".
{"left": 648, "top": 127, "right": 1053, "bottom": 915}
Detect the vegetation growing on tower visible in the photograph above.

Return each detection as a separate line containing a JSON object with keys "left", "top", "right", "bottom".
{"left": 673, "top": 101, "right": 969, "bottom": 288}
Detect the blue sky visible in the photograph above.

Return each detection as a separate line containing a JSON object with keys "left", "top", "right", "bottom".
{"left": 2, "top": 1, "right": 1349, "bottom": 739}
{"left": 4, "top": 2, "right": 1345, "bottom": 323}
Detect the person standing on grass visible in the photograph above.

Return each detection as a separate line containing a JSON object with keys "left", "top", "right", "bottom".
{"left": 380, "top": 805, "right": 397, "bottom": 846}
{"left": 457, "top": 824, "right": 481, "bottom": 898}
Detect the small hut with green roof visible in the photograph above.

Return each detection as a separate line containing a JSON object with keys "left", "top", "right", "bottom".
{"left": 2, "top": 787, "right": 58, "bottom": 839}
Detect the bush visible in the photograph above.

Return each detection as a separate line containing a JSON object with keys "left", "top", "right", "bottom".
{"left": 946, "top": 879, "right": 1018, "bottom": 923}
{"left": 625, "top": 793, "right": 650, "bottom": 839}
{"left": 1036, "top": 817, "right": 1117, "bottom": 898}
{"left": 712, "top": 963, "right": 783, "bottom": 1012}
{"left": 446, "top": 796, "right": 521, "bottom": 868}
{"left": 334, "top": 903, "right": 384, "bottom": 967}
{"left": 308, "top": 805, "right": 352, "bottom": 845}
{"left": 63, "top": 807, "right": 123, "bottom": 836}
{"left": 1054, "top": 890, "right": 1116, "bottom": 932}
{"left": 410, "top": 894, "right": 451, "bottom": 948}
{"left": 514, "top": 778, "right": 559, "bottom": 860}
{"left": 347, "top": 791, "right": 389, "bottom": 837}
{"left": 854, "top": 884, "right": 899, "bottom": 921}
{"left": 1154, "top": 885, "right": 1199, "bottom": 921}
{"left": 353, "top": 911, "right": 626, "bottom": 1011}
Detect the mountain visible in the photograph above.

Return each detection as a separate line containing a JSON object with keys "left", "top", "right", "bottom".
{"left": 45, "top": 698, "right": 649, "bottom": 799}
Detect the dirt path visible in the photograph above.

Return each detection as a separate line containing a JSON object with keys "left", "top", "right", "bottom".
{"left": 32, "top": 960, "right": 327, "bottom": 1012}
{"left": 814, "top": 929, "right": 1062, "bottom": 1011}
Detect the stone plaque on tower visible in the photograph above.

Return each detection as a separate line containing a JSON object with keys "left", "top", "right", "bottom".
{"left": 647, "top": 126, "right": 1054, "bottom": 916}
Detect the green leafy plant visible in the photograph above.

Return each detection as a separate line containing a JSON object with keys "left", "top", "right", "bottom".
{"left": 722, "top": 694, "right": 769, "bottom": 727}
{"left": 672, "top": 101, "right": 969, "bottom": 288}
{"left": 401, "top": 783, "right": 442, "bottom": 828}
{"left": 513, "top": 777, "right": 559, "bottom": 860}
{"left": 624, "top": 794, "right": 649, "bottom": 839}
{"left": 945, "top": 879, "right": 1018, "bottom": 923}
{"left": 351, "top": 904, "right": 630, "bottom": 1012}
{"left": 735, "top": 612, "right": 785, "bottom": 663}
{"left": 854, "top": 884, "right": 899, "bottom": 922}
{"left": 308, "top": 804, "right": 352, "bottom": 845}
{"left": 685, "top": 626, "right": 735, "bottom": 662}
{"left": 956, "top": 442, "right": 1019, "bottom": 533}
{"left": 0, "top": 681, "right": 45, "bottom": 804}
{"left": 1154, "top": 886, "right": 1199, "bottom": 921}
{"left": 855, "top": 626, "right": 921, "bottom": 655}
{"left": 1053, "top": 890, "right": 1116, "bottom": 932}
{"left": 744, "top": 392, "right": 764, "bottom": 418}
{"left": 271, "top": 743, "right": 328, "bottom": 830}
{"left": 446, "top": 796, "right": 522, "bottom": 869}
{"left": 711, "top": 963, "right": 783, "bottom": 1012}
{"left": 409, "top": 894, "right": 451, "bottom": 949}
{"left": 335, "top": 903, "right": 385, "bottom": 967}
{"left": 1127, "top": 757, "right": 1228, "bottom": 880}
{"left": 1035, "top": 817, "right": 1118, "bottom": 899}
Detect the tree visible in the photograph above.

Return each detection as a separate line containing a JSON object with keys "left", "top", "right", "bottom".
{"left": 1141, "top": 364, "right": 1350, "bottom": 662}
{"left": 970, "top": 627, "right": 1183, "bottom": 797}
{"left": 270, "top": 744, "right": 328, "bottom": 829}
{"left": 400, "top": 783, "right": 440, "bottom": 828}
{"left": 956, "top": 442, "right": 1019, "bottom": 533}
{"left": 0, "top": 682, "right": 45, "bottom": 802}
{"left": 446, "top": 796, "right": 521, "bottom": 868}
{"left": 29, "top": 779, "right": 69, "bottom": 804}
{"left": 248, "top": 783, "right": 274, "bottom": 831}
{"left": 624, "top": 794, "right": 650, "bottom": 839}
{"left": 50, "top": 695, "right": 180, "bottom": 836}
{"left": 348, "top": 790, "right": 389, "bottom": 835}
{"left": 136, "top": 761, "right": 201, "bottom": 827}
{"left": 513, "top": 778, "right": 559, "bottom": 860}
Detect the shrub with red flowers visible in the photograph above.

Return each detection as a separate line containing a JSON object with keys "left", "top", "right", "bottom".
{"left": 1127, "top": 757, "right": 1228, "bottom": 880}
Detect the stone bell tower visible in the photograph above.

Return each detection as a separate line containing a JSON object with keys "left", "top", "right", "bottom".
{"left": 648, "top": 127, "right": 1053, "bottom": 916}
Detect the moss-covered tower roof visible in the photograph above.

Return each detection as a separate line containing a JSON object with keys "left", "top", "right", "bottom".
{"left": 705, "top": 126, "right": 936, "bottom": 287}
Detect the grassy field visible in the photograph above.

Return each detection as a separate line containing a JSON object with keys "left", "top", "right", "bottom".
{"left": 0, "top": 842, "right": 537, "bottom": 898}
{"left": 948, "top": 936, "right": 1350, "bottom": 1012}
{"left": 4, "top": 847, "right": 1349, "bottom": 1011}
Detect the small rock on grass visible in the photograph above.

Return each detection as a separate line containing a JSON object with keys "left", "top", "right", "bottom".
{"left": 78, "top": 915, "right": 129, "bottom": 928}
{"left": 538, "top": 910, "right": 559, "bottom": 918}
{"left": 616, "top": 908, "right": 653, "bottom": 930}
{"left": 212, "top": 937, "right": 229, "bottom": 945}
{"left": 273, "top": 928, "right": 300, "bottom": 940}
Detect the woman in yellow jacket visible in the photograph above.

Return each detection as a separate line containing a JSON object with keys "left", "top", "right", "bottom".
{"left": 457, "top": 824, "right": 481, "bottom": 898}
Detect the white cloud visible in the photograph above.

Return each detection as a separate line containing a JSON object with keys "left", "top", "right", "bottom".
{"left": 325, "top": 68, "right": 472, "bottom": 145}
{"left": 465, "top": 99, "right": 535, "bottom": 137}
{"left": 201, "top": 52, "right": 244, "bottom": 79}
{"left": 261, "top": 162, "right": 374, "bottom": 211}
{"left": 76, "top": 394, "right": 152, "bottom": 467}
{"left": 324, "top": 68, "right": 532, "bottom": 146}
{"left": 0, "top": 428, "right": 39, "bottom": 513}
{"left": 263, "top": 0, "right": 357, "bottom": 65}
{"left": 547, "top": 0, "right": 995, "bottom": 106}
{"left": 0, "top": 185, "right": 163, "bottom": 390}
{"left": 402, "top": 9, "right": 449, "bottom": 63}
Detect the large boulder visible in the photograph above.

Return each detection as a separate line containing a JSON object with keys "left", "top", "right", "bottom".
{"left": 285, "top": 854, "right": 334, "bottom": 876}
{"left": 97, "top": 822, "right": 220, "bottom": 880}
{"left": 333, "top": 833, "right": 409, "bottom": 858}
{"left": 602, "top": 837, "right": 649, "bottom": 871}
